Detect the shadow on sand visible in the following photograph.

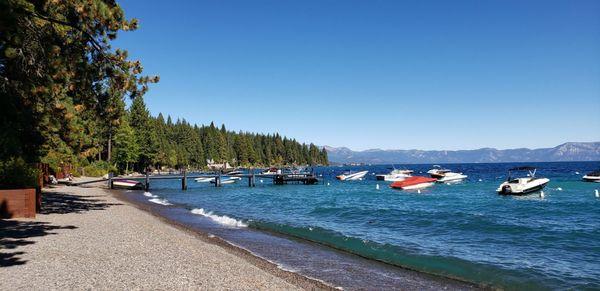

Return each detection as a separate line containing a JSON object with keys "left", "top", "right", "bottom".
{"left": 1, "top": 189, "right": 121, "bottom": 267}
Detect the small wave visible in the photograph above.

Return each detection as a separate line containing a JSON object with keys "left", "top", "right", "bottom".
{"left": 143, "top": 192, "right": 158, "bottom": 198}
{"left": 149, "top": 198, "right": 172, "bottom": 206}
{"left": 191, "top": 208, "right": 247, "bottom": 227}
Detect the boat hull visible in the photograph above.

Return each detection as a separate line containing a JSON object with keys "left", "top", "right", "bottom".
{"left": 112, "top": 180, "right": 143, "bottom": 189}
{"left": 582, "top": 175, "right": 600, "bottom": 182}
{"left": 390, "top": 177, "right": 437, "bottom": 190}
{"left": 337, "top": 171, "right": 369, "bottom": 181}
{"left": 497, "top": 179, "right": 549, "bottom": 195}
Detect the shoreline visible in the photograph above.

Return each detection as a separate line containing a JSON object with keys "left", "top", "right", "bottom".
{"left": 110, "top": 187, "right": 336, "bottom": 290}
{"left": 1, "top": 185, "right": 324, "bottom": 290}
{"left": 115, "top": 187, "right": 481, "bottom": 290}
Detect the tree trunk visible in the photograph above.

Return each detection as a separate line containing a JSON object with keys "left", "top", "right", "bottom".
{"left": 107, "top": 128, "right": 112, "bottom": 162}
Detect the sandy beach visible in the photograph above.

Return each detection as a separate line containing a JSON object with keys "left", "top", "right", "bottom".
{"left": 0, "top": 185, "right": 331, "bottom": 290}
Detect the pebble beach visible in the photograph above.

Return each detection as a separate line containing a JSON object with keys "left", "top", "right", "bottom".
{"left": 0, "top": 185, "right": 330, "bottom": 290}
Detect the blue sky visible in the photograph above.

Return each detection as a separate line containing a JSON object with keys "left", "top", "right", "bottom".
{"left": 115, "top": 0, "right": 600, "bottom": 151}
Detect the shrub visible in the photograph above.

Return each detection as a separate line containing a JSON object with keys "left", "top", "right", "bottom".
{"left": 0, "top": 157, "right": 40, "bottom": 189}
{"left": 82, "top": 160, "right": 117, "bottom": 177}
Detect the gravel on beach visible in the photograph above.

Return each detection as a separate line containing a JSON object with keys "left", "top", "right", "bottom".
{"left": 1, "top": 186, "right": 320, "bottom": 290}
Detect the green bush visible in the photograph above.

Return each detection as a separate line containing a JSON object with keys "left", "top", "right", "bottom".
{"left": 0, "top": 157, "right": 40, "bottom": 189}
{"left": 82, "top": 160, "right": 117, "bottom": 177}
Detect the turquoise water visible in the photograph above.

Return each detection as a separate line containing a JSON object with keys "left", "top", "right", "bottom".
{"left": 147, "top": 162, "right": 600, "bottom": 289}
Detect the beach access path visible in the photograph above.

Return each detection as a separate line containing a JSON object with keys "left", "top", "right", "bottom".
{"left": 1, "top": 185, "right": 327, "bottom": 290}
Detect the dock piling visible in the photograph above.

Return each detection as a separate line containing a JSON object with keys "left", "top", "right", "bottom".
{"left": 108, "top": 172, "right": 114, "bottom": 189}
{"left": 145, "top": 171, "right": 150, "bottom": 191}
{"left": 182, "top": 169, "right": 188, "bottom": 190}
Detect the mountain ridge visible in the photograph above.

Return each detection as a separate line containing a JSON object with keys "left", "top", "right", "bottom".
{"left": 323, "top": 142, "right": 600, "bottom": 164}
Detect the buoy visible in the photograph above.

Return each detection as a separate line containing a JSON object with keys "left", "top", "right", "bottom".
{"left": 327, "top": 182, "right": 330, "bottom": 186}
{"left": 595, "top": 190, "right": 599, "bottom": 198}
{"left": 575, "top": 171, "right": 580, "bottom": 175}
{"left": 540, "top": 191, "right": 545, "bottom": 198}
{"left": 478, "top": 179, "right": 483, "bottom": 182}
{"left": 556, "top": 187, "right": 562, "bottom": 191}
{"left": 260, "top": 179, "right": 263, "bottom": 183}
{"left": 417, "top": 189, "right": 421, "bottom": 194}
{"left": 376, "top": 184, "right": 380, "bottom": 190}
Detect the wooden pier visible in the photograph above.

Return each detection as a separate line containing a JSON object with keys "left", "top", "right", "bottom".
{"left": 71, "top": 169, "right": 321, "bottom": 190}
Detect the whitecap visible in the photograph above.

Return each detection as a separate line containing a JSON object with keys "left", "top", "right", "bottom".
{"left": 191, "top": 208, "right": 247, "bottom": 228}
{"left": 149, "top": 198, "right": 172, "bottom": 206}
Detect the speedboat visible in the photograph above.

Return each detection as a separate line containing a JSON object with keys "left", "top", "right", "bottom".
{"left": 194, "top": 177, "right": 215, "bottom": 183}
{"left": 497, "top": 166, "right": 549, "bottom": 195}
{"left": 582, "top": 170, "right": 600, "bottom": 182}
{"left": 210, "top": 178, "right": 237, "bottom": 185}
{"left": 390, "top": 176, "right": 437, "bottom": 190}
{"left": 435, "top": 172, "right": 468, "bottom": 183}
{"left": 112, "top": 179, "right": 143, "bottom": 189}
{"left": 376, "top": 168, "right": 413, "bottom": 181}
{"left": 336, "top": 170, "right": 369, "bottom": 181}
{"left": 427, "top": 165, "right": 467, "bottom": 182}
{"left": 427, "top": 165, "right": 451, "bottom": 179}
{"left": 261, "top": 167, "right": 279, "bottom": 175}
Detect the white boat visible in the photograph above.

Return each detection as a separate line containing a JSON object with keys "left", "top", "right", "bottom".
{"left": 436, "top": 172, "right": 468, "bottom": 183}
{"left": 195, "top": 177, "right": 215, "bottom": 183}
{"left": 497, "top": 166, "right": 550, "bottom": 195}
{"left": 336, "top": 170, "right": 369, "bottom": 181}
{"left": 227, "top": 176, "right": 242, "bottom": 180}
{"left": 427, "top": 165, "right": 451, "bottom": 178}
{"left": 427, "top": 165, "right": 467, "bottom": 182}
{"left": 261, "top": 168, "right": 279, "bottom": 175}
{"left": 112, "top": 179, "right": 143, "bottom": 189}
{"left": 582, "top": 170, "right": 600, "bottom": 182}
{"left": 376, "top": 168, "right": 413, "bottom": 181}
{"left": 210, "top": 178, "right": 237, "bottom": 185}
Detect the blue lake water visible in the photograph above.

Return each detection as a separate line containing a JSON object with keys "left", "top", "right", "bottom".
{"left": 144, "top": 162, "right": 600, "bottom": 289}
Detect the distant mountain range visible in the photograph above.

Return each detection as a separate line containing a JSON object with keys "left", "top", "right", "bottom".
{"left": 323, "top": 142, "right": 600, "bottom": 164}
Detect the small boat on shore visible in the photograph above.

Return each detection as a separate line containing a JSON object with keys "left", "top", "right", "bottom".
{"left": 336, "top": 170, "right": 369, "bottom": 181}
{"left": 390, "top": 176, "right": 437, "bottom": 190}
{"left": 497, "top": 166, "right": 549, "bottom": 195}
{"left": 376, "top": 168, "right": 413, "bottom": 181}
{"left": 112, "top": 179, "right": 143, "bottom": 189}
{"left": 582, "top": 170, "right": 600, "bottom": 182}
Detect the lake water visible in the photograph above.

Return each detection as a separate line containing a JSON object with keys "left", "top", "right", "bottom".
{"left": 137, "top": 162, "right": 600, "bottom": 289}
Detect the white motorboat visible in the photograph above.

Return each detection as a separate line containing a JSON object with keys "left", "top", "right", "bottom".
{"left": 112, "top": 179, "right": 143, "bottom": 189}
{"left": 497, "top": 166, "right": 550, "bottom": 195}
{"left": 376, "top": 168, "right": 413, "bottom": 181}
{"left": 427, "top": 165, "right": 467, "bottom": 182}
{"left": 195, "top": 177, "right": 215, "bottom": 183}
{"left": 427, "top": 165, "right": 451, "bottom": 179}
{"left": 261, "top": 167, "right": 279, "bottom": 175}
{"left": 582, "top": 170, "right": 600, "bottom": 182}
{"left": 336, "top": 170, "right": 369, "bottom": 181}
{"left": 436, "top": 172, "right": 468, "bottom": 183}
{"left": 210, "top": 178, "right": 237, "bottom": 185}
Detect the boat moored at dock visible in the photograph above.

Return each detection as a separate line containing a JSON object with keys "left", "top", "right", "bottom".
{"left": 112, "top": 179, "right": 143, "bottom": 189}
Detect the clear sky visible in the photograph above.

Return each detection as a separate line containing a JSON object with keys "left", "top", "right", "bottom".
{"left": 115, "top": 0, "right": 600, "bottom": 151}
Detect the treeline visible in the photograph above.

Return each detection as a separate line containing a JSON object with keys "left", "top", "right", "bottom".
{"left": 116, "top": 97, "right": 328, "bottom": 172}
{"left": 0, "top": 0, "right": 326, "bottom": 186}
